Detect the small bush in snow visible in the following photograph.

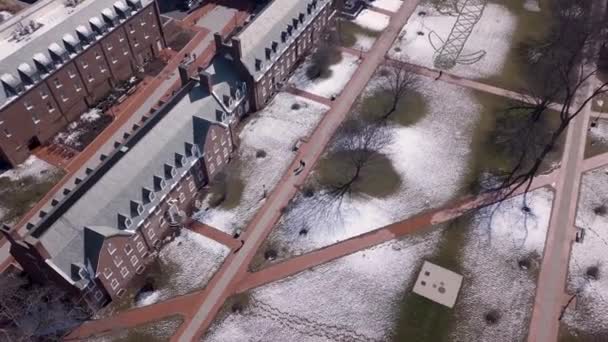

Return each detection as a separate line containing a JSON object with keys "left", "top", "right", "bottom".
{"left": 256, "top": 149, "right": 267, "bottom": 158}
{"left": 291, "top": 102, "right": 302, "bottom": 110}
{"left": 484, "top": 309, "right": 501, "bottom": 325}
{"left": 586, "top": 265, "right": 599, "bottom": 280}
{"left": 593, "top": 204, "right": 607, "bottom": 216}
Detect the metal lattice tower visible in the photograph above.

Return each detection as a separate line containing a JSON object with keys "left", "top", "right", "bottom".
{"left": 433, "top": 0, "right": 488, "bottom": 69}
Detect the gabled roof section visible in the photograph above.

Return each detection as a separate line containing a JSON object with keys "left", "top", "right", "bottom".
{"left": 83, "top": 226, "right": 131, "bottom": 273}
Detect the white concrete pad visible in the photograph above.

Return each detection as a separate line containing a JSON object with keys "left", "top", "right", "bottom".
{"left": 412, "top": 260, "right": 463, "bottom": 308}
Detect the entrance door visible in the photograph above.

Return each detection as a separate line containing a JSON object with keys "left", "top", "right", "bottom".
{"left": 27, "top": 136, "right": 41, "bottom": 151}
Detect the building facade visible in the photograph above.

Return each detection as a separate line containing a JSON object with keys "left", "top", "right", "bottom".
{"left": 1, "top": 59, "right": 246, "bottom": 308}
{"left": 214, "top": 0, "right": 332, "bottom": 110}
{"left": 0, "top": 0, "right": 165, "bottom": 167}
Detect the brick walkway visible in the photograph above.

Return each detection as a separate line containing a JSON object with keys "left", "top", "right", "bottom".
{"left": 284, "top": 86, "right": 334, "bottom": 106}
{"left": 188, "top": 221, "right": 241, "bottom": 250}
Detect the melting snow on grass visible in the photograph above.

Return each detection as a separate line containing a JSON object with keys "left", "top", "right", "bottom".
{"left": 204, "top": 229, "right": 443, "bottom": 341}
{"left": 452, "top": 188, "right": 553, "bottom": 341}
{"left": 0, "top": 155, "right": 57, "bottom": 181}
{"left": 562, "top": 169, "right": 608, "bottom": 335}
{"left": 350, "top": 9, "right": 389, "bottom": 51}
{"left": 367, "top": 0, "right": 402, "bottom": 12}
{"left": 266, "top": 78, "right": 480, "bottom": 259}
{"left": 139, "top": 229, "right": 229, "bottom": 306}
{"left": 194, "top": 93, "right": 329, "bottom": 235}
{"left": 289, "top": 52, "right": 361, "bottom": 99}
{"left": 588, "top": 118, "right": 608, "bottom": 143}
{"left": 389, "top": 4, "right": 516, "bottom": 79}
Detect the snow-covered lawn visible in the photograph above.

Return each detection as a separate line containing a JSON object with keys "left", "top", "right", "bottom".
{"left": 0, "top": 155, "right": 57, "bottom": 181}
{"left": 451, "top": 188, "right": 553, "bottom": 341}
{"left": 194, "top": 93, "right": 329, "bottom": 235}
{"left": 204, "top": 228, "right": 443, "bottom": 341}
{"left": 0, "top": 156, "right": 63, "bottom": 224}
{"left": 87, "top": 316, "right": 183, "bottom": 342}
{"left": 54, "top": 108, "right": 112, "bottom": 151}
{"left": 367, "top": 0, "right": 402, "bottom": 12}
{"left": 289, "top": 52, "right": 361, "bottom": 98}
{"left": 135, "top": 230, "right": 229, "bottom": 307}
{"left": 348, "top": 9, "right": 390, "bottom": 51}
{"left": 389, "top": 3, "right": 517, "bottom": 79}
{"left": 562, "top": 169, "right": 608, "bottom": 336}
{"left": 263, "top": 77, "right": 480, "bottom": 260}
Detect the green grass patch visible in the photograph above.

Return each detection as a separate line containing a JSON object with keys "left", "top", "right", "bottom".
{"left": 481, "top": 0, "right": 556, "bottom": 92}
{"left": 391, "top": 217, "right": 469, "bottom": 341}
{"left": 462, "top": 90, "right": 564, "bottom": 194}
{"left": 316, "top": 150, "right": 401, "bottom": 198}
{"left": 0, "top": 171, "right": 64, "bottom": 224}
{"left": 335, "top": 19, "right": 381, "bottom": 48}
{"left": 207, "top": 160, "right": 245, "bottom": 210}
{"left": 359, "top": 88, "right": 428, "bottom": 127}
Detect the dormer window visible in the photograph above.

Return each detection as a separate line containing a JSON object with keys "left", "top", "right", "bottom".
{"left": 191, "top": 144, "right": 200, "bottom": 158}
{"left": 142, "top": 187, "right": 155, "bottom": 204}
{"left": 299, "top": 13, "right": 305, "bottom": 24}
{"left": 281, "top": 31, "right": 287, "bottom": 43}
{"left": 164, "top": 164, "right": 176, "bottom": 179}
{"left": 175, "top": 153, "right": 186, "bottom": 168}
{"left": 255, "top": 59, "right": 262, "bottom": 71}
{"left": 153, "top": 175, "right": 166, "bottom": 191}
{"left": 131, "top": 200, "right": 144, "bottom": 217}
{"left": 271, "top": 41, "right": 278, "bottom": 53}
{"left": 118, "top": 214, "right": 132, "bottom": 229}
{"left": 265, "top": 48, "right": 271, "bottom": 60}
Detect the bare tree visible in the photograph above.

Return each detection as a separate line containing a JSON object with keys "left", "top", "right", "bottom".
{"left": 488, "top": 0, "right": 608, "bottom": 202}
{"left": 375, "top": 64, "right": 419, "bottom": 120}
{"left": 0, "top": 272, "right": 89, "bottom": 341}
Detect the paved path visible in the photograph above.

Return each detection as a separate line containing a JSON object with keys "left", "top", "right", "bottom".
{"left": 582, "top": 151, "right": 608, "bottom": 172}
{"left": 176, "top": 1, "right": 422, "bottom": 340}
{"left": 236, "top": 172, "right": 556, "bottom": 293}
{"left": 527, "top": 82, "right": 595, "bottom": 342}
{"left": 189, "top": 221, "right": 240, "bottom": 250}
{"left": 367, "top": 5, "right": 397, "bottom": 16}
{"left": 284, "top": 86, "right": 333, "bottom": 106}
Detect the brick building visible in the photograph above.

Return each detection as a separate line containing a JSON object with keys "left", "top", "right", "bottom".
{"left": 0, "top": 0, "right": 165, "bottom": 168}
{"left": 214, "top": 0, "right": 333, "bottom": 110}
{"left": 1, "top": 55, "right": 248, "bottom": 309}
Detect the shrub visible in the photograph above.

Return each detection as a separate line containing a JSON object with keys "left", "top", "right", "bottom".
{"left": 593, "top": 204, "right": 607, "bottom": 216}
{"left": 256, "top": 149, "right": 267, "bottom": 158}
{"left": 291, "top": 102, "right": 302, "bottom": 110}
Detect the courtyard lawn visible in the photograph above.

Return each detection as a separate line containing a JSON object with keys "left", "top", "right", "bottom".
{"left": 585, "top": 118, "right": 608, "bottom": 159}
{"left": 85, "top": 316, "right": 183, "bottom": 342}
{"left": 561, "top": 169, "right": 608, "bottom": 339}
{"left": 193, "top": 93, "right": 329, "bottom": 236}
{"left": 336, "top": 9, "right": 389, "bottom": 51}
{"left": 0, "top": 156, "right": 64, "bottom": 225}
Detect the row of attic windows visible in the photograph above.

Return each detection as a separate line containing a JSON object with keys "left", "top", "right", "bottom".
{"left": 254, "top": 0, "right": 320, "bottom": 72}
{"left": 116, "top": 144, "right": 200, "bottom": 230}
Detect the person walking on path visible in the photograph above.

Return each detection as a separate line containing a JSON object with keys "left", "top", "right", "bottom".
{"left": 435, "top": 70, "right": 443, "bottom": 80}
{"left": 293, "top": 159, "right": 306, "bottom": 175}
{"left": 233, "top": 240, "right": 245, "bottom": 254}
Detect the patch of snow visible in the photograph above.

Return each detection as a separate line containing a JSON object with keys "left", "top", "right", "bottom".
{"left": 354, "top": 9, "right": 390, "bottom": 32}
{"left": 194, "top": 93, "right": 329, "bottom": 235}
{"left": 0, "top": 155, "right": 57, "bottom": 181}
{"left": 268, "top": 78, "right": 480, "bottom": 257}
{"left": 136, "top": 291, "right": 161, "bottom": 308}
{"left": 562, "top": 169, "right": 608, "bottom": 334}
{"left": 589, "top": 118, "right": 608, "bottom": 143}
{"left": 367, "top": 0, "right": 402, "bottom": 12}
{"left": 81, "top": 108, "right": 102, "bottom": 122}
{"left": 452, "top": 188, "right": 554, "bottom": 341}
{"left": 389, "top": 4, "right": 517, "bottom": 79}
{"left": 142, "top": 229, "right": 229, "bottom": 306}
{"left": 205, "top": 229, "right": 443, "bottom": 341}
{"left": 0, "top": 11, "right": 13, "bottom": 22}
{"left": 524, "top": 0, "right": 541, "bottom": 12}
{"left": 289, "top": 52, "right": 361, "bottom": 98}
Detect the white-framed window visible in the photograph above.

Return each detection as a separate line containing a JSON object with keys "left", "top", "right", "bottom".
{"left": 179, "top": 192, "right": 186, "bottom": 203}
{"left": 88, "top": 74, "right": 94, "bottom": 82}
{"left": 146, "top": 226, "right": 155, "bottom": 239}
{"left": 102, "top": 267, "right": 113, "bottom": 279}
{"left": 216, "top": 155, "right": 222, "bottom": 165}
{"left": 188, "top": 181, "right": 195, "bottom": 192}
{"left": 24, "top": 101, "right": 33, "bottom": 110}
{"left": 130, "top": 255, "right": 139, "bottom": 266}
{"left": 113, "top": 256, "right": 123, "bottom": 267}
{"left": 75, "top": 83, "right": 82, "bottom": 92}
{"left": 159, "top": 217, "right": 166, "bottom": 227}
{"left": 61, "top": 94, "right": 68, "bottom": 102}
{"left": 46, "top": 102, "right": 54, "bottom": 113}
{"left": 3, "top": 128, "right": 11, "bottom": 138}
{"left": 124, "top": 244, "right": 133, "bottom": 255}
{"left": 67, "top": 69, "right": 76, "bottom": 78}
{"left": 81, "top": 61, "right": 88, "bottom": 69}
{"left": 32, "top": 112, "right": 40, "bottom": 125}
{"left": 100, "top": 65, "right": 106, "bottom": 73}
{"left": 154, "top": 207, "right": 162, "bottom": 216}
{"left": 117, "top": 288, "right": 126, "bottom": 298}
{"left": 94, "top": 51, "right": 101, "bottom": 60}
{"left": 123, "top": 47, "right": 129, "bottom": 56}
{"left": 136, "top": 241, "right": 145, "bottom": 252}
{"left": 136, "top": 265, "right": 145, "bottom": 274}
{"left": 106, "top": 42, "right": 113, "bottom": 50}
{"left": 223, "top": 148, "right": 229, "bottom": 158}
{"left": 39, "top": 89, "right": 48, "bottom": 99}
{"left": 110, "top": 278, "right": 119, "bottom": 290}
{"left": 120, "top": 266, "right": 129, "bottom": 278}
{"left": 144, "top": 220, "right": 151, "bottom": 228}
{"left": 53, "top": 78, "right": 62, "bottom": 88}
{"left": 107, "top": 242, "right": 116, "bottom": 255}
{"left": 209, "top": 162, "right": 215, "bottom": 174}
{"left": 211, "top": 129, "right": 217, "bottom": 140}
{"left": 94, "top": 290, "right": 104, "bottom": 301}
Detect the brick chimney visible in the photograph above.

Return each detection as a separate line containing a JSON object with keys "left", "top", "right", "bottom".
{"left": 197, "top": 67, "right": 213, "bottom": 93}
{"left": 178, "top": 64, "right": 190, "bottom": 87}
